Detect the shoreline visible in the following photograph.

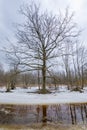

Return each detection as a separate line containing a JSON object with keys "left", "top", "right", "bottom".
{"left": 0, "top": 123, "right": 87, "bottom": 130}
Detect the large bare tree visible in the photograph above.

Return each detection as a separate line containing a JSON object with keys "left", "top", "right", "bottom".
{"left": 6, "top": 3, "right": 79, "bottom": 93}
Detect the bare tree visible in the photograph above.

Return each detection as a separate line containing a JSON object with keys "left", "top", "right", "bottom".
{"left": 70, "top": 42, "right": 87, "bottom": 90}
{"left": 76, "top": 44, "right": 87, "bottom": 89}
{"left": 62, "top": 40, "right": 73, "bottom": 89}
{"left": 0, "top": 63, "right": 5, "bottom": 86}
{"left": 6, "top": 3, "right": 79, "bottom": 93}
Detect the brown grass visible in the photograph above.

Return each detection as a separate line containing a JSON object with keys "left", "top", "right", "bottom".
{"left": 0, "top": 124, "right": 87, "bottom": 130}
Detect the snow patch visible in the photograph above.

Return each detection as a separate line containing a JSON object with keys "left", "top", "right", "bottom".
{"left": 0, "top": 86, "right": 87, "bottom": 105}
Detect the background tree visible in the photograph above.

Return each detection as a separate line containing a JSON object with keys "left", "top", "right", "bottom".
{"left": 0, "top": 63, "right": 5, "bottom": 86}
{"left": 62, "top": 40, "right": 73, "bottom": 90}
{"left": 74, "top": 43, "right": 87, "bottom": 89}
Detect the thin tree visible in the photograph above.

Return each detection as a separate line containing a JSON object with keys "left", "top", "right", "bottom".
{"left": 62, "top": 40, "right": 72, "bottom": 89}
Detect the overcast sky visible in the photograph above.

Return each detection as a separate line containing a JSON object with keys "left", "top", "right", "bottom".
{"left": 0, "top": 0, "right": 87, "bottom": 70}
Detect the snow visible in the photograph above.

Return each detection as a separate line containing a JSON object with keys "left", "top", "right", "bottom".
{"left": 0, "top": 86, "right": 87, "bottom": 105}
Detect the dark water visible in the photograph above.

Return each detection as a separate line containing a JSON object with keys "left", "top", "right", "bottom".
{"left": 0, "top": 104, "right": 87, "bottom": 125}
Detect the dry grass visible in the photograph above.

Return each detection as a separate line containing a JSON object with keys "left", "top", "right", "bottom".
{"left": 0, "top": 124, "right": 87, "bottom": 130}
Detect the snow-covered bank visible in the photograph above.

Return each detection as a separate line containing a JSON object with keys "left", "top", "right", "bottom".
{"left": 0, "top": 92, "right": 87, "bottom": 105}
{"left": 0, "top": 86, "right": 87, "bottom": 105}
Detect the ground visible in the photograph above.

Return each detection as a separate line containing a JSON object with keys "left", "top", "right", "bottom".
{"left": 0, "top": 85, "right": 87, "bottom": 105}
{"left": 0, "top": 124, "right": 87, "bottom": 130}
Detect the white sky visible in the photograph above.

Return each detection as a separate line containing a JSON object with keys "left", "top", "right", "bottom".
{"left": 0, "top": 0, "right": 87, "bottom": 69}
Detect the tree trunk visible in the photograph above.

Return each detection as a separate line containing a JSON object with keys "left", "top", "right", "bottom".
{"left": 38, "top": 69, "right": 40, "bottom": 90}
{"left": 81, "top": 66, "right": 84, "bottom": 89}
{"left": 41, "top": 46, "right": 47, "bottom": 94}
{"left": 42, "top": 62, "right": 46, "bottom": 93}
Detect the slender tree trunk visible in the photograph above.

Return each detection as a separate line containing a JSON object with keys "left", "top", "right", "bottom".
{"left": 38, "top": 48, "right": 40, "bottom": 90}
{"left": 38, "top": 69, "right": 40, "bottom": 90}
{"left": 81, "top": 66, "right": 84, "bottom": 89}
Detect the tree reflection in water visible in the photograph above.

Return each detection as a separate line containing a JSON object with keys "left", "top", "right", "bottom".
{"left": 0, "top": 104, "right": 87, "bottom": 125}
{"left": 42, "top": 105, "right": 47, "bottom": 123}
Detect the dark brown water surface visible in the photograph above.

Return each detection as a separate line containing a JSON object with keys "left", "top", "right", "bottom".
{"left": 0, "top": 104, "right": 87, "bottom": 125}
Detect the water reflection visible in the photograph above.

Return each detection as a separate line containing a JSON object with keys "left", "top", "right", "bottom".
{"left": 0, "top": 104, "right": 87, "bottom": 125}
{"left": 42, "top": 105, "right": 47, "bottom": 123}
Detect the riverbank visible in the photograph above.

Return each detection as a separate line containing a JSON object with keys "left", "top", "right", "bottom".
{"left": 0, "top": 86, "right": 87, "bottom": 105}
{"left": 0, "top": 124, "right": 87, "bottom": 130}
